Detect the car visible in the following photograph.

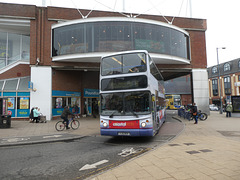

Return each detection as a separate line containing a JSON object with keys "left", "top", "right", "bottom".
{"left": 209, "top": 104, "right": 219, "bottom": 111}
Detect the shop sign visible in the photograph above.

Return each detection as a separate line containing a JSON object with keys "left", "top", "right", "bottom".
{"left": 17, "top": 109, "right": 29, "bottom": 117}
{"left": 52, "top": 90, "right": 81, "bottom": 97}
{"left": 84, "top": 89, "right": 99, "bottom": 98}
{"left": 28, "top": 81, "right": 33, "bottom": 90}
{"left": 17, "top": 92, "right": 30, "bottom": 96}
{"left": 3, "top": 92, "right": 16, "bottom": 96}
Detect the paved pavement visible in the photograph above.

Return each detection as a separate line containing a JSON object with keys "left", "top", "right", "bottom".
{"left": 1, "top": 111, "right": 240, "bottom": 179}
{"left": 93, "top": 111, "right": 240, "bottom": 180}
{"left": 0, "top": 117, "right": 100, "bottom": 146}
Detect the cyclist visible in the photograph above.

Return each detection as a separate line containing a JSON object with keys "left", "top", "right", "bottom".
{"left": 61, "top": 106, "right": 74, "bottom": 129}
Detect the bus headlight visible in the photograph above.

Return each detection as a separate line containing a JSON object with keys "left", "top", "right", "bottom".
{"left": 141, "top": 122, "right": 147, "bottom": 128}
{"left": 103, "top": 122, "right": 108, "bottom": 127}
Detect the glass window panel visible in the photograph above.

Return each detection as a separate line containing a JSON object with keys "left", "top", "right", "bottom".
{"left": 8, "top": 33, "right": 21, "bottom": 65}
{"left": 224, "top": 63, "right": 230, "bottom": 71}
{"left": 0, "top": 32, "right": 7, "bottom": 68}
{"left": 17, "top": 97, "right": 29, "bottom": 109}
{"left": 212, "top": 79, "right": 218, "bottom": 96}
{"left": 122, "top": 53, "right": 146, "bottom": 73}
{"left": 52, "top": 21, "right": 190, "bottom": 60}
{"left": 101, "top": 55, "right": 122, "bottom": 75}
{"left": 21, "top": 35, "right": 30, "bottom": 60}
{"left": 101, "top": 53, "right": 147, "bottom": 76}
{"left": 86, "top": 23, "right": 93, "bottom": 52}
{"left": 0, "top": 80, "right": 4, "bottom": 90}
{"left": 4, "top": 79, "right": 18, "bottom": 90}
{"left": 18, "top": 77, "right": 30, "bottom": 90}
{"left": 212, "top": 66, "right": 217, "bottom": 74}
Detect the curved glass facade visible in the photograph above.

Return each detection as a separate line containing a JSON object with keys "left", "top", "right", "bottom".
{"left": 52, "top": 20, "right": 190, "bottom": 60}
{"left": 0, "top": 32, "right": 30, "bottom": 69}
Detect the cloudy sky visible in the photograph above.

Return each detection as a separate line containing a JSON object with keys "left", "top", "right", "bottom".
{"left": 1, "top": 0, "right": 240, "bottom": 67}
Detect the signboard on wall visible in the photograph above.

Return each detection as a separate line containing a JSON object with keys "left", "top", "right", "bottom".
{"left": 52, "top": 90, "right": 81, "bottom": 97}
{"left": 84, "top": 89, "right": 99, "bottom": 98}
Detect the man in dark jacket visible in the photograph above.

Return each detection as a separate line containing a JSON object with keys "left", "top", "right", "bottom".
{"left": 191, "top": 103, "right": 198, "bottom": 124}
{"left": 61, "top": 106, "right": 73, "bottom": 129}
{"left": 29, "top": 107, "right": 34, "bottom": 123}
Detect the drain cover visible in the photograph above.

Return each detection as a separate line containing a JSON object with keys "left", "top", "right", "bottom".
{"left": 169, "top": 144, "right": 180, "bottom": 146}
{"left": 184, "top": 143, "right": 195, "bottom": 146}
{"left": 186, "top": 150, "right": 200, "bottom": 154}
{"left": 199, "top": 149, "right": 212, "bottom": 153}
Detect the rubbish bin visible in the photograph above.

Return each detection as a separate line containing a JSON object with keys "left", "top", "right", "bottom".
{"left": 0, "top": 115, "right": 11, "bottom": 128}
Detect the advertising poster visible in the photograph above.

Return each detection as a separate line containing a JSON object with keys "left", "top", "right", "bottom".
{"left": 56, "top": 98, "right": 62, "bottom": 108}
{"left": 20, "top": 97, "right": 29, "bottom": 109}
{"left": 7, "top": 97, "right": 15, "bottom": 109}
{"left": 71, "top": 97, "right": 77, "bottom": 106}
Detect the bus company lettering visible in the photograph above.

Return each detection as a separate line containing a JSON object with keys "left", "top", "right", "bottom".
{"left": 110, "top": 120, "right": 139, "bottom": 129}
{"left": 113, "top": 122, "right": 126, "bottom": 127}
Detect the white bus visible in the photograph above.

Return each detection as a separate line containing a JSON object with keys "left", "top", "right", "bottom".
{"left": 99, "top": 50, "right": 166, "bottom": 136}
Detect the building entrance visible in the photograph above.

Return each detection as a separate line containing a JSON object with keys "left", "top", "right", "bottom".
{"left": 83, "top": 89, "right": 99, "bottom": 118}
{"left": 84, "top": 98, "right": 99, "bottom": 117}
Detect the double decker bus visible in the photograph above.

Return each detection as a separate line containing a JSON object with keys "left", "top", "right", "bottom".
{"left": 165, "top": 94, "right": 181, "bottom": 109}
{"left": 99, "top": 50, "right": 166, "bottom": 137}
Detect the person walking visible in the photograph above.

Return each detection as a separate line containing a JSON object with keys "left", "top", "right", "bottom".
{"left": 61, "top": 106, "right": 74, "bottom": 129}
{"left": 225, "top": 102, "right": 233, "bottom": 117}
{"left": 192, "top": 103, "right": 198, "bottom": 124}
{"left": 33, "top": 107, "right": 40, "bottom": 123}
{"left": 29, "top": 107, "right": 34, "bottom": 123}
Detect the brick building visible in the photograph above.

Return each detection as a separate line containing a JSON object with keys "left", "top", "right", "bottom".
{"left": 0, "top": 3, "right": 208, "bottom": 120}
{"left": 208, "top": 58, "right": 240, "bottom": 113}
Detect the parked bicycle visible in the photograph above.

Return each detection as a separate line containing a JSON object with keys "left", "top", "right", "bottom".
{"left": 190, "top": 110, "right": 208, "bottom": 121}
{"left": 55, "top": 116, "right": 80, "bottom": 131}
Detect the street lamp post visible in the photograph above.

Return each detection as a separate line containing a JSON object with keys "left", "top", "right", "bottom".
{"left": 216, "top": 47, "right": 226, "bottom": 114}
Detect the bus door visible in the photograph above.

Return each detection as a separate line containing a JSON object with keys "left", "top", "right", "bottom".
{"left": 151, "top": 95, "right": 158, "bottom": 130}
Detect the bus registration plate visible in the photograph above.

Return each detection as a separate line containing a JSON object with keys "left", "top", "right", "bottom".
{"left": 118, "top": 132, "right": 130, "bottom": 136}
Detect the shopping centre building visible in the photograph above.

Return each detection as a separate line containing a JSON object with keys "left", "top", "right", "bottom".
{"left": 0, "top": 3, "right": 208, "bottom": 120}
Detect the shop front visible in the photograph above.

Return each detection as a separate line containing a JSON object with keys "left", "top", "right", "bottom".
{"left": 52, "top": 90, "right": 81, "bottom": 117}
{"left": 0, "top": 92, "right": 30, "bottom": 118}
{"left": 83, "top": 89, "right": 99, "bottom": 117}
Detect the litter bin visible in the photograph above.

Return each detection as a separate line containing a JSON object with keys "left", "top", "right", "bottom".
{"left": 0, "top": 115, "right": 11, "bottom": 128}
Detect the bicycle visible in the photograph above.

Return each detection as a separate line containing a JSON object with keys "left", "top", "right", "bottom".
{"left": 55, "top": 116, "right": 80, "bottom": 131}
{"left": 189, "top": 110, "right": 208, "bottom": 121}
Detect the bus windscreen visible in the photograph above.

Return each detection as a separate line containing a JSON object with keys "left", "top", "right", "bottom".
{"left": 101, "top": 53, "right": 147, "bottom": 76}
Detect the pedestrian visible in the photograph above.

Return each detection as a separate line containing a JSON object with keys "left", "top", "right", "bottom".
{"left": 225, "top": 102, "right": 233, "bottom": 117}
{"left": 29, "top": 107, "right": 34, "bottom": 123}
{"left": 61, "top": 106, "right": 74, "bottom": 129}
{"left": 192, "top": 103, "right": 198, "bottom": 124}
{"left": 33, "top": 107, "right": 40, "bottom": 123}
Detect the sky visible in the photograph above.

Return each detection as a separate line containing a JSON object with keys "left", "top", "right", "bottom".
{"left": 1, "top": 0, "right": 240, "bottom": 67}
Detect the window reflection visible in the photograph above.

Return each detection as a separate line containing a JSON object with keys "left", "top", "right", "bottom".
{"left": 0, "top": 32, "right": 30, "bottom": 68}
{"left": 224, "top": 63, "right": 230, "bottom": 71}
{"left": 101, "top": 53, "right": 147, "bottom": 76}
{"left": 52, "top": 21, "right": 190, "bottom": 60}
